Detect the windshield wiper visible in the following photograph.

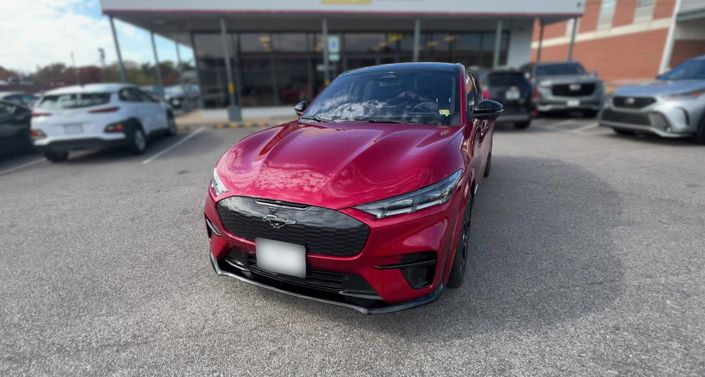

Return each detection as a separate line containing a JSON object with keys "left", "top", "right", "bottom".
{"left": 300, "top": 115, "right": 333, "bottom": 123}
{"left": 353, "top": 117, "right": 405, "bottom": 124}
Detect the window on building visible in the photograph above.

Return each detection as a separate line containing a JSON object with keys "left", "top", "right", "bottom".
{"left": 634, "top": 0, "right": 655, "bottom": 21}
{"left": 597, "top": 0, "right": 617, "bottom": 30}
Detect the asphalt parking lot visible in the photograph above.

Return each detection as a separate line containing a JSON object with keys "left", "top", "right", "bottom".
{"left": 1, "top": 117, "right": 704, "bottom": 376}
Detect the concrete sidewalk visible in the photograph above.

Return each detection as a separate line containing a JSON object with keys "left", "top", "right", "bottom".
{"left": 175, "top": 106, "right": 296, "bottom": 130}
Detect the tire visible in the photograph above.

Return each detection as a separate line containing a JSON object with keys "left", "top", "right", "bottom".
{"left": 128, "top": 124, "right": 147, "bottom": 155}
{"left": 483, "top": 152, "right": 492, "bottom": 178}
{"left": 692, "top": 117, "right": 705, "bottom": 145}
{"left": 43, "top": 151, "right": 68, "bottom": 162}
{"left": 448, "top": 196, "right": 473, "bottom": 289}
{"left": 613, "top": 128, "right": 635, "bottom": 136}
{"left": 165, "top": 112, "right": 177, "bottom": 137}
{"left": 514, "top": 121, "right": 531, "bottom": 129}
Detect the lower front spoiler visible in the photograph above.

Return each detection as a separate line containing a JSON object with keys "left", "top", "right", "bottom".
{"left": 209, "top": 252, "right": 444, "bottom": 315}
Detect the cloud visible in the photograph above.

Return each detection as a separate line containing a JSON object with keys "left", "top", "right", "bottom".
{"left": 0, "top": 0, "right": 188, "bottom": 72}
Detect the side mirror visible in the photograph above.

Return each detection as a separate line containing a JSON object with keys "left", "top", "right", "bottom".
{"left": 473, "top": 99, "right": 503, "bottom": 121}
{"left": 294, "top": 100, "right": 309, "bottom": 116}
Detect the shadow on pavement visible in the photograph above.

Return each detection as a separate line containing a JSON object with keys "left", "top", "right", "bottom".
{"left": 259, "top": 156, "right": 625, "bottom": 338}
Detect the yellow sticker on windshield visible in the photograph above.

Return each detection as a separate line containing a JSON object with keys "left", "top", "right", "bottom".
{"left": 439, "top": 109, "right": 450, "bottom": 116}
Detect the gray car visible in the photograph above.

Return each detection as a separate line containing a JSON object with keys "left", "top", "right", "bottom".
{"left": 522, "top": 61, "right": 604, "bottom": 117}
{"left": 600, "top": 55, "right": 705, "bottom": 144}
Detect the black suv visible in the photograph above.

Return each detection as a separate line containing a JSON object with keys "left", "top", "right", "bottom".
{"left": 480, "top": 69, "right": 534, "bottom": 129}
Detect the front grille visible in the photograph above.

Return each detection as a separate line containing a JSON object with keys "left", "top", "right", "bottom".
{"left": 612, "top": 96, "right": 656, "bottom": 109}
{"left": 552, "top": 83, "right": 596, "bottom": 97}
{"left": 601, "top": 109, "right": 651, "bottom": 125}
{"left": 216, "top": 196, "right": 369, "bottom": 257}
{"left": 220, "top": 250, "right": 380, "bottom": 305}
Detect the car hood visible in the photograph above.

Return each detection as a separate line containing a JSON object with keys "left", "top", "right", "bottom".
{"left": 614, "top": 79, "right": 705, "bottom": 96}
{"left": 537, "top": 74, "right": 602, "bottom": 85}
{"left": 217, "top": 121, "right": 462, "bottom": 209}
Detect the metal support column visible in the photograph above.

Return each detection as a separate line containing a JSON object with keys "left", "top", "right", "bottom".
{"left": 567, "top": 17, "right": 578, "bottom": 61}
{"left": 536, "top": 19, "right": 544, "bottom": 63}
{"left": 322, "top": 18, "right": 330, "bottom": 85}
{"left": 220, "top": 17, "right": 241, "bottom": 121}
{"left": 108, "top": 16, "right": 126, "bottom": 82}
{"left": 189, "top": 32, "right": 205, "bottom": 109}
{"left": 150, "top": 32, "right": 164, "bottom": 98}
{"left": 492, "top": 19, "right": 503, "bottom": 68}
{"left": 413, "top": 18, "right": 421, "bottom": 62}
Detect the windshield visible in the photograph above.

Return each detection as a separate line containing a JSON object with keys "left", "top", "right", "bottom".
{"left": 303, "top": 70, "right": 459, "bottom": 126}
{"left": 659, "top": 59, "right": 705, "bottom": 80}
{"left": 38, "top": 92, "right": 111, "bottom": 110}
{"left": 487, "top": 72, "right": 527, "bottom": 87}
{"left": 536, "top": 63, "right": 586, "bottom": 77}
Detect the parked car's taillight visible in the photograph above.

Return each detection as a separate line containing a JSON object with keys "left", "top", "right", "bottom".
{"left": 89, "top": 106, "right": 120, "bottom": 113}
{"left": 482, "top": 89, "right": 490, "bottom": 99}
{"left": 31, "top": 111, "right": 51, "bottom": 118}
{"left": 531, "top": 87, "right": 540, "bottom": 100}
{"left": 30, "top": 129, "right": 46, "bottom": 139}
{"left": 104, "top": 122, "right": 125, "bottom": 133}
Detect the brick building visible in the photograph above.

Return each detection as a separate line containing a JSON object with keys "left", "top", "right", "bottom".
{"left": 531, "top": 0, "right": 705, "bottom": 86}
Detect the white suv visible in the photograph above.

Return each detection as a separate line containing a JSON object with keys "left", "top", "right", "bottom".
{"left": 31, "top": 83, "right": 176, "bottom": 162}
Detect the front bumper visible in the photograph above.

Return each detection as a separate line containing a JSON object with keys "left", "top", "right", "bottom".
{"left": 204, "top": 181, "right": 470, "bottom": 313}
{"left": 599, "top": 97, "right": 700, "bottom": 138}
{"left": 209, "top": 252, "right": 444, "bottom": 314}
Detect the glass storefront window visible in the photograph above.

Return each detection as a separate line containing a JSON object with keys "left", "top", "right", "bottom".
{"left": 193, "top": 29, "right": 511, "bottom": 109}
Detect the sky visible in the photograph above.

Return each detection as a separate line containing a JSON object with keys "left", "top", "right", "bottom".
{"left": 0, "top": 0, "right": 194, "bottom": 73}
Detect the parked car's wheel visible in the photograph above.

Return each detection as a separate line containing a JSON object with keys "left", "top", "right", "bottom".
{"left": 448, "top": 196, "right": 473, "bottom": 289}
{"left": 165, "top": 112, "right": 177, "bottom": 137}
{"left": 514, "top": 121, "right": 531, "bottom": 129}
{"left": 483, "top": 153, "right": 492, "bottom": 178}
{"left": 692, "top": 116, "right": 705, "bottom": 145}
{"left": 129, "top": 124, "right": 147, "bottom": 155}
{"left": 43, "top": 151, "right": 68, "bottom": 163}
{"left": 612, "top": 128, "right": 635, "bottom": 136}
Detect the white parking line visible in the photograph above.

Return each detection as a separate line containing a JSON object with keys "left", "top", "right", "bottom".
{"left": 543, "top": 120, "right": 578, "bottom": 130}
{"left": 571, "top": 122, "right": 599, "bottom": 133}
{"left": 0, "top": 158, "right": 45, "bottom": 177}
{"left": 142, "top": 126, "right": 206, "bottom": 164}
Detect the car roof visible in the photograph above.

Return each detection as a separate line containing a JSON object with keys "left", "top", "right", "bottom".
{"left": 342, "top": 62, "right": 463, "bottom": 76}
{"left": 534, "top": 61, "right": 583, "bottom": 66}
{"left": 44, "top": 83, "right": 135, "bottom": 95}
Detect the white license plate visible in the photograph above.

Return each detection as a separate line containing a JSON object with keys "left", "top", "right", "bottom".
{"left": 64, "top": 124, "right": 83, "bottom": 134}
{"left": 255, "top": 238, "right": 306, "bottom": 278}
{"left": 567, "top": 99, "right": 580, "bottom": 107}
{"left": 505, "top": 89, "right": 520, "bottom": 100}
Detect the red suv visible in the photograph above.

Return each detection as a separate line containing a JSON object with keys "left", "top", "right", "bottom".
{"left": 204, "top": 63, "right": 502, "bottom": 314}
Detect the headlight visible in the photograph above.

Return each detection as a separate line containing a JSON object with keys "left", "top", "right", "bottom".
{"left": 538, "top": 81, "right": 552, "bottom": 88}
{"left": 210, "top": 168, "right": 228, "bottom": 196}
{"left": 355, "top": 170, "right": 462, "bottom": 219}
{"left": 664, "top": 88, "right": 705, "bottom": 100}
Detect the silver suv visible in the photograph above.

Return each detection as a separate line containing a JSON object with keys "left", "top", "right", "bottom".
{"left": 522, "top": 61, "right": 604, "bottom": 117}
{"left": 599, "top": 55, "right": 705, "bottom": 144}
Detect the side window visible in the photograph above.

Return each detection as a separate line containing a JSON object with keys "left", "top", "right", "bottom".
{"left": 137, "top": 90, "right": 157, "bottom": 103}
{"left": 465, "top": 71, "right": 480, "bottom": 114}
{"left": 0, "top": 102, "right": 15, "bottom": 115}
{"left": 119, "top": 88, "right": 143, "bottom": 103}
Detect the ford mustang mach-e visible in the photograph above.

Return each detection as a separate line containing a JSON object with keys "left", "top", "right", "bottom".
{"left": 205, "top": 63, "right": 502, "bottom": 313}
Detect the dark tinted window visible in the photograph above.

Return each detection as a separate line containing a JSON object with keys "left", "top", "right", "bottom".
{"left": 487, "top": 72, "right": 527, "bottom": 87}
{"left": 536, "top": 63, "right": 586, "bottom": 76}
{"left": 119, "top": 88, "right": 143, "bottom": 103}
{"left": 659, "top": 59, "right": 705, "bottom": 80}
{"left": 38, "top": 93, "right": 111, "bottom": 110}
{"left": 303, "top": 69, "right": 459, "bottom": 126}
{"left": 0, "top": 101, "right": 15, "bottom": 115}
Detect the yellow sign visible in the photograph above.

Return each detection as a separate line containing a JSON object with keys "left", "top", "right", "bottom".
{"left": 321, "top": 0, "right": 372, "bottom": 4}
